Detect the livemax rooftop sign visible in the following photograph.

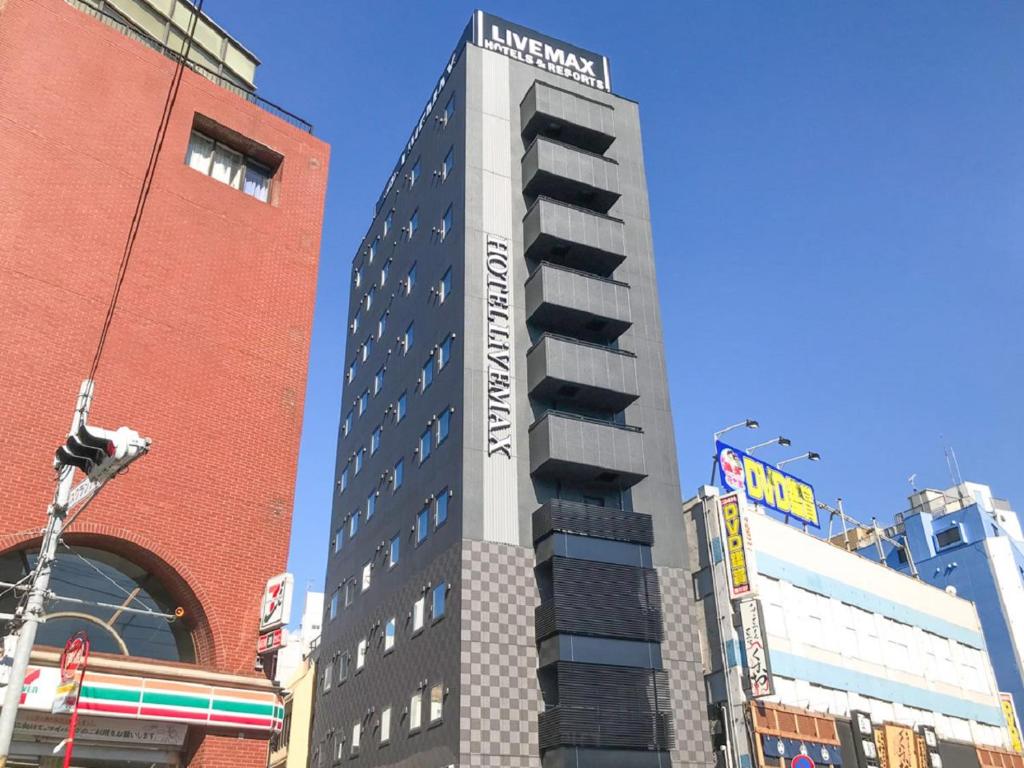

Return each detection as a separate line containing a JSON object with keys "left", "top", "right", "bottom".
{"left": 473, "top": 11, "right": 611, "bottom": 92}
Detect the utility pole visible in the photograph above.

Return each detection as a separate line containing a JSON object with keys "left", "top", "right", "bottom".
{"left": 0, "top": 380, "right": 149, "bottom": 766}
{"left": 0, "top": 381, "right": 92, "bottom": 767}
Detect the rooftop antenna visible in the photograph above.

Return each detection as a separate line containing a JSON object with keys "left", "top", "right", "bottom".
{"left": 908, "top": 473, "right": 918, "bottom": 492}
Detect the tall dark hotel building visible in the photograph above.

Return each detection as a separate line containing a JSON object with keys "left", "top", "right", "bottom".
{"left": 315, "top": 13, "right": 709, "bottom": 768}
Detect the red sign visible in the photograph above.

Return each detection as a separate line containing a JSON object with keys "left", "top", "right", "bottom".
{"left": 61, "top": 633, "right": 88, "bottom": 683}
{"left": 793, "top": 754, "right": 816, "bottom": 768}
{"left": 257, "top": 628, "right": 284, "bottom": 655}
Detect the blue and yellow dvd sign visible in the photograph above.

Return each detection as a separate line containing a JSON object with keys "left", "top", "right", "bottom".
{"left": 717, "top": 441, "right": 820, "bottom": 528}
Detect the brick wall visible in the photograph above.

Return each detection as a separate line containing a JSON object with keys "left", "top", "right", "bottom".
{"left": 0, "top": 0, "right": 329, "bottom": 763}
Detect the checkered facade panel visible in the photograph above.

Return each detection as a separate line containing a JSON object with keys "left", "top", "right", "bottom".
{"left": 660, "top": 565, "right": 716, "bottom": 768}
{"left": 459, "top": 540, "right": 544, "bottom": 767}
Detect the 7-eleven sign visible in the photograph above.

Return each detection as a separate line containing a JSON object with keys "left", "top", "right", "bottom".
{"left": 19, "top": 668, "right": 41, "bottom": 705}
{"left": 259, "top": 574, "right": 294, "bottom": 633}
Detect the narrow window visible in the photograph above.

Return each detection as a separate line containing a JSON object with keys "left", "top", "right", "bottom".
{"left": 369, "top": 236, "right": 379, "bottom": 263}
{"left": 409, "top": 691, "right": 422, "bottom": 731}
{"left": 377, "top": 311, "right": 388, "bottom": 338}
{"left": 441, "top": 205, "right": 453, "bottom": 241}
{"left": 365, "top": 286, "right": 376, "bottom": 311}
{"left": 381, "top": 259, "right": 391, "bottom": 287}
{"left": 436, "top": 409, "right": 451, "bottom": 445}
{"left": 419, "top": 428, "right": 432, "bottom": 463}
{"left": 366, "top": 491, "right": 377, "bottom": 519}
{"left": 432, "top": 582, "right": 446, "bottom": 620}
{"left": 406, "top": 263, "right": 417, "bottom": 295}
{"left": 429, "top": 684, "right": 443, "bottom": 723}
{"left": 344, "top": 579, "right": 354, "bottom": 607}
{"left": 374, "top": 366, "right": 385, "bottom": 396}
{"left": 442, "top": 147, "right": 454, "bottom": 181}
{"left": 347, "top": 358, "right": 357, "bottom": 384}
{"left": 380, "top": 707, "right": 391, "bottom": 743}
{"left": 410, "top": 157, "right": 421, "bottom": 187}
{"left": 343, "top": 411, "right": 353, "bottom": 437}
{"left": 389, "top": 535, "right": 400, "bottom": 567}
{"left": 359, "top": 391, "right": 369, "bottom": 416}
{"left": 351, "top": 721, "right": 361, "bottom": 753}
{"left": 408, "top": 209, "right": 419, "bottom": 239}
{"left": 393, "top": 458, "right": 404, "bottom": 490}
{"left": 416, "top": 508, "right": 429, "bottom": 544}
{"left": 350, "top": 510, "right": 360, "bottom": 538}
{"left": 443, "top": 93, "right": 455, "bottom": 126}
{"left": 371, "top": 426, "right": 382, "bottom": 455}
{"left": 438, "top": 335, "right": 452, "bottom": 369}
{"left": 329, "top": 589, "right": 339, "bottom": 620}
{"left": 339, "top": 464, "right": 350, "bottom": 493}
{"left": 243, "top": 160, "right": 271, "bottom": 202}
{"left": 356, "top": 637, "right": 367, "bottom": 670}
{"left": 435, "top": 489, "right": 449, "bottom": 528}
{"left": 421, "top": 357, "right": 434, "bottom": 392}
{"left": 351, "top": 307, "right": 362, "bottom": 334}
{"left": 412, "top": 597, "right": 425, "bottom": 632}
{"left": 403, "top": 323, "right": 415, "bottom": 355}
{"left": 384, "top": 210, "right": 393, "bottom": 237}
{"left": 384, "top": 617, "right": 396, "bottom": 651}
{"left": 361, "top": 562, "right": 371, "bottom": 592}
{"left": 354, "top": 446, "right": 365, "bottom": 474}
{"left": 334, "top": 526, "right": 343, "bottom": 554}
{"left": 339, "top": 652, "right": 350, "bottom": 681}
{"left": 322, "top": 667, "right": 331, "bottom": 692}
{"left": 439, "top": 268, "right": 453, "bottom": 303}
{"left": 397, "top": 392, "right": 408, "bottom": 422}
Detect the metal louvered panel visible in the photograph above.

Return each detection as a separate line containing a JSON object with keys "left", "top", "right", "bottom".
{"left": 533, "top": 498, "right": 654, "bottom": 544}
{"left": 534, "top": 600, "right": 662, "bottom": 641}
{"left": 550, "top": 663, "right": 672, "bottom": 712}
{"left": 538, "top": 706, "right": 675, "bottom": 751}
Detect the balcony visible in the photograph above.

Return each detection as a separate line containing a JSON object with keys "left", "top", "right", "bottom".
{"left": 521, "top": 81, "right": 616, "bottom": 155}
{"left": 525, "top": 263, "right": 631, "bottom": 343}
{"left": 529, "top": 411, "right": 646, "bottom": 489}
{"left": 527, "top": 334, "right": 639, "bottom": 412}
{"left": 522, "top": 137, "right": 621, "bottom": 214}
{"left": 532, "top": 499, "right": 654, "bottom": 546}
{"left": 523, "top": 197, "right": 626, "bottom": 277}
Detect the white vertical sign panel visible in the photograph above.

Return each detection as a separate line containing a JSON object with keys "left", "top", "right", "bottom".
{"left": 739, "top": 598, "right": 774, "bottom": 698}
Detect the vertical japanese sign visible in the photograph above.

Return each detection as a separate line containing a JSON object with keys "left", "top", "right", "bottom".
{"left": 1002, "top": 693, "right": 1023, "bottom": 754}
{"left": 883, "top": 725, "right": 920, "bottom": 768}
{"left": 719, "top": 491, "right": 758, "bottom": 599}
{"left": 739, "top": 598, "right": 773, "bottom": 697}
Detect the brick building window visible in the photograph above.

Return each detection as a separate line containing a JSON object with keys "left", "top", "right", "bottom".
{"left": 186, "top": 130, "right": 271, "bottom": 202}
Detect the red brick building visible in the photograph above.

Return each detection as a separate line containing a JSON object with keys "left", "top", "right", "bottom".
{"left": 0, "top": 0, "right": 328, "bottom": 764}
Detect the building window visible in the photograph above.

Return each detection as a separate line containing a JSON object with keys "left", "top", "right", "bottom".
{"left": 186, "top": 130, "right": 272, "bottom": 202}
{"left": 354, "top": 446, "right": 365, "bottom": 474}
{"left": 340, "top": 464, "right": 350, "bottom": 493}
{"left": 356, "top": 637, "right": 367, "bottom": 671}
{"left": 378, "top": 311, "right": 388, "bottom": 338}
{"left": 322, "top": 667, "right": 331, "bottom": 692}
{"left": 429, "top": 684, "right": 443, "bottom": 723}
{"left": 421, "top": 357, "right": 434, "bottom": 392}
{"left": 369, "top": 236, "right": 379, "bottom": 263}
{"left": 365, "top": 286, "right": 376, "bottom": 312}
{"left": 347, "top": 358, "right": 357, "bottom": 384}
{"left": 435, "top": 489, "right": 449, "bottom": 528}
{"left": 403, "top": 323, "right": 415, "bottom": 355}
{"left": 343, "top": 410, "right": 353, "bottom": 437}
{"left": 351, "top": 722, "right": 361, "bottom": 754}
{"left": 443, "top": 93, "right": 455, "bottom": 126}
{"left": 441, "top": 206, "right": 453, "bottom": 241}
{"left": 344, "top": 579, "right": 355, "bottom": 607}
{"left": 438, "top": 335, "right": 452, "bottom": 368}
{"left": 409, "top": 691, "right": 422, "bottom": 731}
{"left": 406, "top": 263, "right": 417, "bottom": 295}
{"left": 329, "top": 589, "right": 339, "bottom": 620}
{"left": 384, "top": 210, "right": 393, "bottom": 237}
{"left": 351, "top": 307, "right": 362, "bottom": 334}
{"left": 439, "top": 268, "right": 453, "bottom": 303}
{"left": 362, "top": 561, "right": 372, "bottom": 592}
{"left": 412, "top": 596, "right": 425, "bottom": 633}
{"left": 374, "top": 366, "right": 385, "bottom": 396}
{"left": 367, "top": 491, "right": 377, "bottom": 520}
{"left": 408, "top": 209, "right": 419, "bottom": 239}
{"left": 419, "top": 428, "right": 432, "bottom": 463}
{"left": 371, "top": 426, "right": 382, "bottom": 455}
{"left": 350, "top": 511, "right": 360, "bottom": 538}
{"left": 339, "top": 651, "right": 352, "bottom": 684}
{"left": 384, "top": 617, "right": 396, "bottom": 652}
{"left": 381, "top": 259, "right": 391, "bottom": 287}
{"left": 936, "top": 526, "right": 963, "bottom": 549}
{"left": 410, "top": 156, "right": 421, "bottom": 187}
{"left": 380, "top": 706, "right": 391, "bottom": 743}
{"left": 397, "top": 392, "right": 408, "bottom": 422}
{"left": 393, "top": 458, "right": 404, "bottom": 491}
{"left": 389, "top": 535, "right": 400, "bottom": 568}
{"left": 416, "top": 508, "right": 429, "bottom": 545}
{"left": 358, "top": 391, "right": 369, "bottom": 416}
{"left": 334, "top": 526, "right": 343, "bottom": 554}
{"left": 436, "top": 409, "right": 451, "bottom": 445}
{"left": 362, "top": 335, "right": 374, "bottom": 362}
{"left": 432, "top": 582, "right": 446, "bottom": 621}
{"left": 442, "top": 147, "right": 454, "bottom": 181}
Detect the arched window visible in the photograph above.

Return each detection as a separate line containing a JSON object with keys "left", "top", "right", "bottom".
{"left": 0, "top": 546, "right": 195, "bottom": 662}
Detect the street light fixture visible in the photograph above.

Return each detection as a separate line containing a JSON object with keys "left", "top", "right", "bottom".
{"left": 777, "top": 451, "right": 821, "bottom": 468}
{"left": 747, "top": 436, "right": 792, "bottom": 454}
{"left": 710, "top": 419, "right": 759, "bottom": 483}
{"left": 713, "top": 419, "right": 759, "bottom": 442}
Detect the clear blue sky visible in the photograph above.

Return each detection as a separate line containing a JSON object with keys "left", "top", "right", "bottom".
{"left": 210, "top": 2, "right": 1023, "bottom": 600}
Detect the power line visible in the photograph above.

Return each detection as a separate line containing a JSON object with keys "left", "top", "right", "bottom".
{"left": 86, "top": 0, "right": 206, "bottom": 382}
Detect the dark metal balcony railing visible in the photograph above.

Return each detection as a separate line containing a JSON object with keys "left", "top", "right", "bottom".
{"left": 525, "top": 260, "right": 630, "bottom": 289}
{"left": 529, "top": 409, "right": 641, "bottom": 434}
{"left": 67, "top": 0, "right": 314, "bottom": 133}
{"left": 526, "top": 332, "right": 636, "bottom": 358}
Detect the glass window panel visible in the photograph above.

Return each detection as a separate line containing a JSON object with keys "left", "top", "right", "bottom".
{"left": 432, "top": 582, "right": 446, "bottom": 620}
{"left": 243, "top": 162, "right": 270, "bottom": 202}
{"left": 211, "top": 144, "right": 243, "bottom": 188}
{"left": 186, "top": 131, "right": 214, "bottom": 174}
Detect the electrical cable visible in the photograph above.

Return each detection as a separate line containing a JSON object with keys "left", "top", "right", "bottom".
{"left": 86, "top": 0, "right": 206, "bottom": 382}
